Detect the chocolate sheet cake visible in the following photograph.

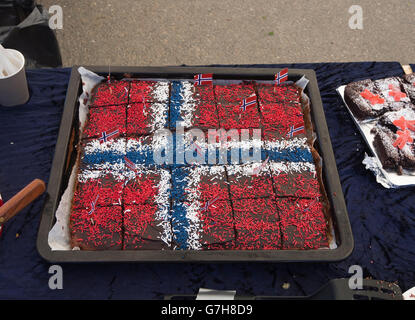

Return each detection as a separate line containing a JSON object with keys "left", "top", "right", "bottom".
{"left": 344, "top": 73, "right": 415, "bottom": 173}
{"left": 70, "top": 77, "right": 332, "bottom": 251}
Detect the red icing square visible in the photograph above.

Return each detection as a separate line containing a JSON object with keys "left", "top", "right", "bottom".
{"left": 215, "top": 84, "right": 256, "bottom": 105}
{"left": 227, "top": 164, "right": 274, "bottom": 199}
{"left": 123, "top": 170, "right": 161, "bottom": 205}
{"left": 82, "top": 105, "right": 126, "bottom": 139}
{"left": 272, "top": 170, "right": 321, "bottom": 198}
{"left": 257, "top": 83, "right": 300, "bottom": 105}
{"left": 123, "top": 204, "right": 169, "bottom": 249}
{"left": 72, "top": 171, "right": 124, "bottom": 210}
{"left": 217, "top": 104, "right": 260, "bottom": 129}
{"left": 260, "top": 102, "right": 305, "bottom": 140}
{"left": 232, "top": 198, "right": 281, "bottom": 250}
{"left": 129, "top": 80, "right": 169, "bottom": 103}
{"left": 91, "top": 80, "right": 129, "bottom": 107}
{"left": 198, "top": 200, "right": 235, "bottom": 246}
{"left": 276, "top": 198, "right": 329, "bottom": 249}
{"left": 70, "top": 206, "right": 123, "bottom": 250}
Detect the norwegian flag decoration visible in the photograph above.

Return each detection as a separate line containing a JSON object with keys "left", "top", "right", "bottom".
{"left": 194, "top": 73, "right": 213, "bottom": 86}
{"left": 99, "top": 128, "right": 119, "bottom": 144}
{"left": 201, "top": 194, "right": 221, "bottom": 212}
{"left": 124, "top": 156, "right": 138, "bottom": 173}
{"left": 88, "top": 194, "right": 99, "bottom": 215}
{"left": 240, "top": 94, "right": 257, "bottom": 111}
{"left": 286, "top": 123, "right": 305, "bottom": 138}
{"left": 275, "top": 68, "right": 288, "bottom": 85}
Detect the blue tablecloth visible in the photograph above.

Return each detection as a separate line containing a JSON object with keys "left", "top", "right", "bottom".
{"left": 0, "top": 62, "right": 414, "bottom": 299}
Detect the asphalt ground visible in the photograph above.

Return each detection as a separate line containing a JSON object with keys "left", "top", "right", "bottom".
{"left": 38, "top": 0, "right": 414, "bottom": 67}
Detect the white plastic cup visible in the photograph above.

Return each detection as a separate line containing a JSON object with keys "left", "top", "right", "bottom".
{"left": 0, "top": 49, "right": 29, "bottom": 107}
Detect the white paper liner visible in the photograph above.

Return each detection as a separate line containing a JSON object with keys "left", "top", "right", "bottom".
{"left": 48, "top": 67, "right": 104, "bottom": 250}
{"left": 337, "top": 85, "right": 415, "bottom": 188}
{"left": 48, "top": 69, "right": 336, "bottom": 250}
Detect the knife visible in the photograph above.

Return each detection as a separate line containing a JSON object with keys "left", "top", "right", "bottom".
{"left": 0, "top": 179, "right": 46, "bottom": 237}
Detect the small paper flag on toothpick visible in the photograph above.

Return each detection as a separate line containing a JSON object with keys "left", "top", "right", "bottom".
{"left": 275, "top": 68, "right": 288, "bottom": 85}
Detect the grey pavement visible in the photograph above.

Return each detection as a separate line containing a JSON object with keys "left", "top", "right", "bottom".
{"left": 38, "top": 0, "right": 414, "bottom": 67}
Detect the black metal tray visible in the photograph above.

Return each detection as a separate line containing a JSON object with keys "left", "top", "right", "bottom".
{"left": 36, "top": 66, "right": 354, "bottom": 262}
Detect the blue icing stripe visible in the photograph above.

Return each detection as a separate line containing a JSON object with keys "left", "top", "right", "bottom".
{"left": 169, "top": 81, "right": 184, "bottom": 128}
{"left": 265, "top": 146, "right": 313, "bottom": 163}
{"left": 171, "top": 167, "right": 190, "bottom": 249}
{"left": 82, "top": 151, "right": 125, "bottom": 166}
{"left": 125, "top": 149, "right": 153, "bottom": 165}
{"left": 171, "top": 201, "right": 190, "bottom": 250}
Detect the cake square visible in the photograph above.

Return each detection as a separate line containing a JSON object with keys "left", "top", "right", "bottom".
{"left": 126, "top": 102, "right": 169, "bottom": 135}
{"left": 171, "top": 166, "right": 229, "bottom": 203}
{"left": 256, "top": 83, "right": 301, "bottom": 105}
{"left": 269, "top": 161, "right": 321, "bottom": 198}
{"left": 90, "top": 80, "right": 129, "bottom": 107}
{"left": 72, "top": 170, "right": 124, "bottom": 210}
{"left": 344, "top": 79, "right": 389, "bottom": 120}
{"left": 232, "top": 197, "right": 282, "bottom": 249}
{"left": 372, "top": 124, "right": 415, "bottom": 172}
{"left": 216, "top": 103, "right": 261, "bottom": 129}
{"left": 79, "top": 138, "right": 126, "bottom": 171}
{"left": 214, "top": 83, "right": 256, "bottom": 106}
{"left": 260, "top": 102, "right": 305, "bottom": 141}
{"left": 226, "top": 163, "right": 275, "bottom": 199}
{"left": 82, "top": 104, "right": 127, "bottom": 139}
{"left": 276, "top": 197, "right": 329, "bottom": 249}
{"left": 171, "top": 199, "right": 235, "bottom": 249}
{"left": 70, "top": 205, "right": 123, "bottom": 250}
{"left": 373, "top": 77, "right": 411, "bottom": 110}
{"left": 169, "top": 80, "right": 221, "bottom": 129}
{"left": 123, "top": 167, "right": 171, "bottom": 205}
{"left": 123, "top": 204, "right": 171, "bottom": 250}
{"left": 129, "top": 80, "right": 169, "bottom": 104}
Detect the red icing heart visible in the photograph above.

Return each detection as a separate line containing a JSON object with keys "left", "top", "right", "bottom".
{"left": 393, "top": 129, "right": 413, "bottom": 150}
{"left": 393, "top": 116, "right": 415, "bottom": 131}
{"left": 360, "top": 89, "right": 385, "bottom": 105}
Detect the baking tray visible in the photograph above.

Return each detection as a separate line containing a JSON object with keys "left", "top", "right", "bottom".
{"left": 36, "top": 66, "right": 354, "bottom": 262}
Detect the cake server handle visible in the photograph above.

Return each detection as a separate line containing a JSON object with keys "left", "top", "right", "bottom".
{"left": 0, "top": 179, "right": 46, "bottom": 226}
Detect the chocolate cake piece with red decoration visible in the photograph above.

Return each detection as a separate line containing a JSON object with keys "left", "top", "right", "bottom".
{"left": 171, "top": 199, "right": 235, "bottom": 249}
{"left": 123, "top": 204, "right": 171, "bottom": 250}
{"left": 82, "top": 104, "right": 127, "bottom": 139}
{"left": 214, "top": 83, "right": 260, "bottom": 129}
{"left": 214, "top": 83, "right": 256, "bottom": 106}
{"left": 70, "top": 205, "right": 123, "bottom": 250}
{"left": 269, "top": 162, "right": 321, "bottom": 198}
{"left": 171, "top": 166, "right": 230, "bottom": 203}
{"left": 129, "top": 80, "right": 169, "bottom": 104}
{"left": 276, "top": 197, "right": 328, "bottom": 250}
{"left": 373, "top": 77, "right": 411, "bottom": 110}
{"left": 344, "top": 79, "right": 388, "bottom": 120}
{"left": 232, "top": 197, "right": 281, "bottom": 250}
{"left": 256, "top": 83, "right": 301, "bottom": 105}
{"left": 261, "top": 102, "right": 305, "bottom": 141}
{"left": 126, "top": 102, "right": 169, "bottom": 136}
{"left": 72, "top": 170, "right": 124, "bottom": 209}
{"left": 123, "top": 167, "right": 171, "bottom": 205}
{"left": 217, "top": 102, "right": 261, "bottom": 130}
{"left": 226, "top": 163, "right": 275, "bottom": 199}
{"left": 90, "top": 80, "right": 130, "bottom": 107}
{"left": 372, "top": 108, "right": 415, "bottom": 172}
